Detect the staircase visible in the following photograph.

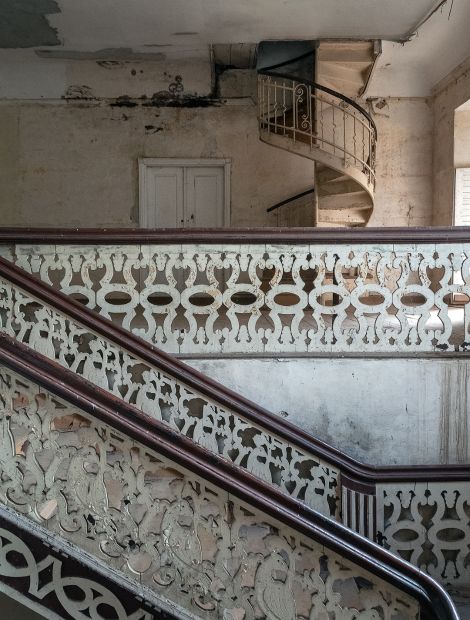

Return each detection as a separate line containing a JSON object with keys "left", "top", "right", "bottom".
{"left": 0, "top": 234, "right": 468, "bottom": 618}
{"left": 316, "top": 41, "right": 378, "bottom": 97}
{"left": 258, "top": 41, "right": 378, "bottom": 227}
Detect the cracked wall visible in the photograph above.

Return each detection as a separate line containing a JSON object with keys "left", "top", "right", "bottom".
{"left": 189, "top": 357, "right": 470, "bottom": 466}
{"left": 0, "top": 56, "right": 436, "bottom": 227}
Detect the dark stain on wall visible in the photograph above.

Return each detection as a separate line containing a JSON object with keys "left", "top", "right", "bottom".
{"left": 36, "top": 48, "right": 166, "bottom": 61}
{"left": 0, "top": 0, "right": 61, "bottom": 48}
{"left": 64, "top": 85, "right": 94, "bottom": 99}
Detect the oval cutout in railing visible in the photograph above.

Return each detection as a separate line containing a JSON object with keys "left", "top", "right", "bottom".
{"left": 316, "top": 294, "right": 343, "bottom": 307}
{"left": 104, "top": 292, "right": 132, "bottom": 306}
{"left": 358, "top": 293, "right": 385, "bottom": 306}
{"left": 188, "top": 293, "right": 214, "bottom": 307}
{"left": 69, "top": 293, "right": 89, "bottom": 305}
{"left": 230, "top": 292, "right": 257, "bottom": 306}
{"left": 392, "top": 529, "right": 420, "bottom": 543}
{"left": 399, "top": 293, "right": 427, "bottom": 307}
{"left": 436, "top": 528, "right": 466, "bottom": 542}
{"left": 442, "top": 292, "right": 470, "bottom": 306}
{"left": 147, "top": 293, "right": 173, "bottom": 306}
{"left": 274, "top": 293, "right": 300, "bottom": 306}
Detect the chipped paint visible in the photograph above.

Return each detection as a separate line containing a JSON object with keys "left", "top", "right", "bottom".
{"left": 440, "top": 364, "right": 469, "bottom": 463}
{"left": 36, "top": 48, "right": 166, "bottom": 61}
{"left": 0, "top": 0, "right": 60, "bottom": 48}
{"left": 64, "top": 85, "right": 94, "bottom": 99}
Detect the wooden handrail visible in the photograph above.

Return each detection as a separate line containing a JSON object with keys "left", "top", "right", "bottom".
{"left": 256, "top": 48, "right": 377, "bottom": 135}
{"left": 266, "top": 187, "right": 315, "bottom": 213}
{"left": 1, "top": 226, "right": 470, "bottom": 243}
{"left": 0, "top": 333, "right": 459, "bottom": 620}
{"left": 259, "top": 69, "right": 378, "bottom": 137}
{"left": 0, "top": 255, "right": 468, "bottom": 487}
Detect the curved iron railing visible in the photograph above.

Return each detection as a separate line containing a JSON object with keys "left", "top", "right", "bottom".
{"left": 266, "top": 187, "right": 315, "bottom": 213}
{"left": 258, "top": 56, "right": 377, "bottom": 190}
{"left": 266, "top": 186, "right": 315, "bottom": 225}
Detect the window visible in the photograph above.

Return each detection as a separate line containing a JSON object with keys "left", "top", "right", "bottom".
{"left": 454, "top": 167, "right": 470, "bottom": 225}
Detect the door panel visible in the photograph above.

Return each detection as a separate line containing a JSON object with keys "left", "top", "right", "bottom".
{"left": 145, "top": 167, "right": 184, "bottom": 227}
{"left": 185, "top": 167, "right": 225, "bottom": 227}
{"left": 140, "top": 162, "right": 227, "bottom": 228}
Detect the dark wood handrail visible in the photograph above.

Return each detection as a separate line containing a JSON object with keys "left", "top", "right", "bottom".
{"left": 0, "top": 256, "right": 468, "bottom": 487}
{"left": 257, "top": 48, "right": 377, "bottom": 136}
{"left": 266, "top": 187, "right": 315, "bottom": 213}
{"left": 0, "top": 333, "right": 459, "bottom": 620}
{"left": 258, "top": 68, "right": 378, "bottom": 137}
{"left": 1, "top": 226, "right": 470, "bottom": 244}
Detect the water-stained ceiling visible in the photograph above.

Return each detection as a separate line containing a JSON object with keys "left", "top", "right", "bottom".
{"left": 0, "top": 0, "right": 446, "bottom": 54}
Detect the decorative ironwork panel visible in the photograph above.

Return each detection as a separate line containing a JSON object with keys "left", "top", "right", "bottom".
{"left": 0, "top": 366, "right": 419, "bottom": 620}
{"left": 5, "top": 242, "right": 470, "bottom": 354}
{"left": 0, "top": 519, "right": 156, "bottom": 619}
{"left": 0, "top": 273, "right": 340, "bottom": 520}
{"left": 377, "top": 482, "right": 470, "bottom": 588}
{"left": 258, "top": 74, "right": 376, "bottom": 189}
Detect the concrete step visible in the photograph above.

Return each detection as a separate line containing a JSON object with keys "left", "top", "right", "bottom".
{"left": 318, "top": 190, "right": 370, "bottom": 211}
{"left": 318, "top": 60, "right": 370, "bottom": 85}
{"left": 318, "top": 209, "right": 369, "bottom": 225}
{"left": 316, "top": 166, "right": 348, "bottom": 184}
{"left": 317, "top": 41, "right": 375, "bottom": 63}
{"left": 316, "top": 220, "right": 365, "bottom": 228}
{"left": 319, "top": 178, "right": 363, "bottom": 196}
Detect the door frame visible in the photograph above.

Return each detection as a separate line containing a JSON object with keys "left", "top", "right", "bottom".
{"left": 138, "top": 158, "right": 231, "bottom": 228}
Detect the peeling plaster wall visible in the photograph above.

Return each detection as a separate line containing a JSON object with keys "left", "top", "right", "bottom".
{"left": 0, "top": 53, "right": 212, "bottom": 100}
{"left": 432, "top": 58, "right": 470, "bottom": 225}
{"left": 368, "top": 98, "right": 434, "bottom": 226}
{"left": 0, "top": 57, "right": 436, "bottom": 228}
{"left": 188, "top": 357, "right": 470, "bottom": 466}
{"left": 0, "top": 100, "right": 317, "bottom": 227}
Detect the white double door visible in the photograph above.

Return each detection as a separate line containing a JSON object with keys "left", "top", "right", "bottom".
{"left": 140, "top": 160, "right": 229, "bottom": 228}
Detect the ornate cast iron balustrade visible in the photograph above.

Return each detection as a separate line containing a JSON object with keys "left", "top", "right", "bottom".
{"left": 0, "top": 261, "right": 341, "bottom": 521}
{"left": 0, "top": 251, "right": 468, "bottom": 595}
{"left": 376, "top": 482, "right": 470, "bottom": 592}
{"left": 2, "top": 233, "right": 470, "bottom": 354}
{"left": 0, "top": 504, "right": 163, "bottom": 619}
{"left": 258, "top": 71, "right": 377, "bottom": 191}
{"left": 0, "top": 350, "right": 453, "bottom": 620}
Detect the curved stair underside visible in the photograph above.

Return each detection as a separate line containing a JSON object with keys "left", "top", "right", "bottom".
{"left": 258, "top": 41, "right": 378, "bottom": 227}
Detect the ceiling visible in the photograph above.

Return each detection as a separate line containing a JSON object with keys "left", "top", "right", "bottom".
{"left": 367, "top": 0, "right": 470, "bottom": 96}
{"left": 2, "top": 0, "right": 470, "bottom": 99}
{"left": 0, "top": 0, "right": 445, "bottom": 57}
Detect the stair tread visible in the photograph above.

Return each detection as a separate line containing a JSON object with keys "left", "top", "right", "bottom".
{"left": 318, "top": 60, "right": 372, "bottom": 76}
{"left": 318, "top": 192, "right": 371, "bottom": 211}
{"left": 317, "top": 41, "right": 375, "bottom": 63}
{"left": 319, "top": 181, "right": 365, "bottom": 196}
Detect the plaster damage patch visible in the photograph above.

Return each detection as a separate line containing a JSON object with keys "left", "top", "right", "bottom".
{"left": 36, "top": 47, "right": 166, "bottom": 61}
{"left": 0, "top": 0, "right": 60, "bottom": 48}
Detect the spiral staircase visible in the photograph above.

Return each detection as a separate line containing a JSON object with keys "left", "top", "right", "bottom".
{"left": 259, "top": 41, "right": 378, "bottom": 227}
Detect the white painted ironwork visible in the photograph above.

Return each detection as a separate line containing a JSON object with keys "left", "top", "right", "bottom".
{"left": 0, "top": 526, "right": 153, "bottom": 620}
{"left": 377, "top": 482, "right": 470, "bottom": 590}
{"left": 4, "top": 241, "right": 470, "bottom": 354}
{"left": 0, "top": 273, "right": 340, "bottom": 520}
{"left": 258, "top": 73, "right": 376, "bottom": 191}
{"left": 0, "top": 366, "right": 420, "bottom": 620}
